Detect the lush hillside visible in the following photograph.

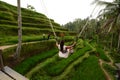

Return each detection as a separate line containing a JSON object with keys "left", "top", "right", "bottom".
{"left": 12, "top": 39, "right": 116, "bottom": 80}
{"left": 0, "top": 1, "right": 117, "bottom": 80}
{"left": 0, "top": 1, "right": 76, "bottom": 45}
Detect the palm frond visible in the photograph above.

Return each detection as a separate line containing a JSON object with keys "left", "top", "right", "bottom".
{"left": 101, "top": 18, "right": 114, "bottom": 29}
{"left": 91, "top": 0, "right": 99, "bottom": 5}
{"left": 97, "top": 9, "right": 115, "bottom": 18}
{"left": 92, "top": 0, "right": 117, "bottom": 6}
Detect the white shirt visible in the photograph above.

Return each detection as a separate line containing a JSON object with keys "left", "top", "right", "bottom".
{"left": 57, "top": 44, "right": 70, "bottom": 58}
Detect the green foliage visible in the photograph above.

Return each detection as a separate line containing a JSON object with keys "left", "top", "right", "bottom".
{"left": 43, "top": 46, "right": 91, "bottom": 76}
{"left": 3, "top": 40, "right": 56, "bottom": 61}
{"left": 71, "top": 56, "right": 106, "bottom": 80}
{"left": 76, "top": 39, "right": 84, "bottom": 49}
{"left": 0, "top": 1, "right": 73, "bottom": 38}
{"left": 0, "top": 35, "right": 50, "bottom": 46}
{"left": 96, "top": 48, "right": 110, "bottom": 62}
{"left": 0, "top": 11, "right": 14, "bottom": 20}
{"left": 110, "top": 51, "right": 120, "bottom": 63}
{"left": 14, "top": 49, "right": 58, "bottom": 75}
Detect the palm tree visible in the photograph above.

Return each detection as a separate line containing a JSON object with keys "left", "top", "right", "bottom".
{"left": 14, "top": 0, "right": 22, "bottom": 59}
{"left": 93, "top": 0, "right": 120, "bottom": 50}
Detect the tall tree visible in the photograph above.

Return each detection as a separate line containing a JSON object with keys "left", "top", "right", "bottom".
{"left": 14, "top": 0, "right": 22, "bottom": 59}
{"left": 93, "top": 0, "right": 120, "bottom": 50}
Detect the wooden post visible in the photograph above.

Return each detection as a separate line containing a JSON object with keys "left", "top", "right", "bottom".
{"left": 0, "top": 49, "right": 4, "bottom": 71}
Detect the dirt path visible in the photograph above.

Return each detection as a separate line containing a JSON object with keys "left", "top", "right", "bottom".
{"left": 99, "top": 59, "right": 112, "bottom": 80}
{"left": 0, "top": 44, "right": 17, "bottom": 50}
{"left": 0, "top": 41, "right": 46, "bottom": 50}
{"left": 98, "top": 51, "right": 117, "bottom": 80}
{"left": 105, "top": 51, "right": 116, "bottom": 68}
{"left": 87, "top": 42, "right": 114, "bottom": 80}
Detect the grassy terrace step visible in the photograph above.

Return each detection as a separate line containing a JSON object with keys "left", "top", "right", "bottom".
{"left": 26, "top": 54, "right": 58, "bottom": 79}
{"left": 0, "top": 35, "right": 75, "bottom": 46}
{"left": 0, "top": 24, "right": 64, "bottom": 36}
{"left": 0, "top": 20, "right": 67, "bottom": 31}
{"left": 0, "top": 35, "right": 47, "bottom": 46}
{"left": 54, "top": 52, "right": 90, "bottom": 80}
{"left": 84, "top": 40, "right": 110, "bottom": 62}
{"left": 0, "top": 1, "right": 63, "bottom": 29}
{"left": 71, "top": 56, "right": 106, "bottom": 80}
{"left": 42, "top": 46, "right": 92, "bottom": 76}
{"left": 14, "top": 48, "right": 58, "bottom": 75}
{"left": 0, "top": 1, "right": 70, "bottom": 36}
{"left": 30, "top": 52, "right": 90, "bottom": 80}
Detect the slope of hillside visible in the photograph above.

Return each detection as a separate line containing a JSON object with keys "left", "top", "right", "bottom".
{"left": 0, "top": 1, "right": 74, "bottom": 36}
{"left": 0, "top": 1, "right": 76, "bottom": 46}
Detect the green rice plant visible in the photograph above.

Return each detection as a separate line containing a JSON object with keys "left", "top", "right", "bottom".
{"left": 2, "top": 40, "right": 56, "bottom": 62}
{"left": 71, "top": 56, "right": 106, "bottom": 80}
{"left": 96, "top": 48, "right": 110, "bottom": 62}
{"left": 110, "top": 51, "right": 120, "bottom": 63}
{"left": 0, "top": 11, "right": 14, "bottom": 21}
{"left": 0, "top": 35, "right": 50, "bottom": 46}
{"left": 43, "top": 46, "right": 91, "bottom": 76}
{"left": 30, "top": 52, "right": 89, "bottom": 80}
{"left": 14, "top": 48, "right": 58, "bottom": 75}
{"left": 26, "top": 54, "right": 58, "bottom": 79}
{"left": 76, "top": 39, "right": 84, "bottom": 49}
{"left": 0, "top": 20, "right": 17, "bottom": 25}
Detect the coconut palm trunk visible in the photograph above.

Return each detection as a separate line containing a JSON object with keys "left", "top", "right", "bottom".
{"left": 117, "top": 31, "right": 120, "bottom": 50}
{"left": 14, "top": 0, "right": 22, "bottom": 59}
{"left": 110, "top": 33, "right": 113, "bottom": 50}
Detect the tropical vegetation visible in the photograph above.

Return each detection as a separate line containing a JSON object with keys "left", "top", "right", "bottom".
{"left": 0, "top": 0, "right": 119, "bottom": 80}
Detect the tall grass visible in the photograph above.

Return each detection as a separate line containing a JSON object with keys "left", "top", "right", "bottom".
{"left": 71, "top": 56, "right": 106, "bottom": 80}
{"left": 14, "top": 48, "right": 58, "bottom": 75}
{"left": 3, "top": 40, "right": 56, "bottom": 62}
{"left": 96, "top": 48, "right": 110, "bottom": 62}
{"left": 43, "top": 46, "right": 91, "bottom": 76}
{"left": 0, "top": 35, "right": 54, "bottom": 46}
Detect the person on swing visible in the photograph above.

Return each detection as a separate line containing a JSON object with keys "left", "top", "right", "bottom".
{"left": 56, "top": 40, "right": 76, "bottom": 58}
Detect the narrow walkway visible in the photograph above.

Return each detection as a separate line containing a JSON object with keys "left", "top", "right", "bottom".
{"left": 0, "top": 44, "right": 17, "bottom": 50}
{"left": 105, "top": 51, "right": 116, "bottom": 68}
{"left": 87, "top": 42, "right": 114, "bottom": 80}
{"left": 0, "top": 40, "right": 51, "bottom": 50}
{"left": 99, "top": 59, "right": 111, "bottom": 80}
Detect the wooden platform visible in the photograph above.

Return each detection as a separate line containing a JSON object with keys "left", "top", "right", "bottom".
{"left": 0, "top": 66, "right": 29, "bottom": 80}
{"left": 0, "top": 71, "right": 13, "bottom": 80}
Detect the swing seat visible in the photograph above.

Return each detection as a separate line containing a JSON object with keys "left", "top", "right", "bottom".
{"left": 58, "top": 51, "right": 69, "bottom": 58}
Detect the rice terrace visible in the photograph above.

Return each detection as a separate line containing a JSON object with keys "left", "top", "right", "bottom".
{"left": 0, "top": 0, "right": 120, "bottom": 80}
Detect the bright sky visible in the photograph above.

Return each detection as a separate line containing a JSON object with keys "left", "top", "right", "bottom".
{"left": 1, "top": 0, "right": 113, "bottom": 25}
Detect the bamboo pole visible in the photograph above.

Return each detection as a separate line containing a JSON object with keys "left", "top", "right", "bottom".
{"left": 0, "top": 49, "right": 4, "bottom": 71}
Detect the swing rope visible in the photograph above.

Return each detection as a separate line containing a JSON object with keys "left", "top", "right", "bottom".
{"left": 77, "top": 3, "right": 98, "bottom": 39}
{"left": 40, "top": 0, "right": 57, "bottom": 41}
{"left": 41, "top": 0, "right": 100, "bottom": 43}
